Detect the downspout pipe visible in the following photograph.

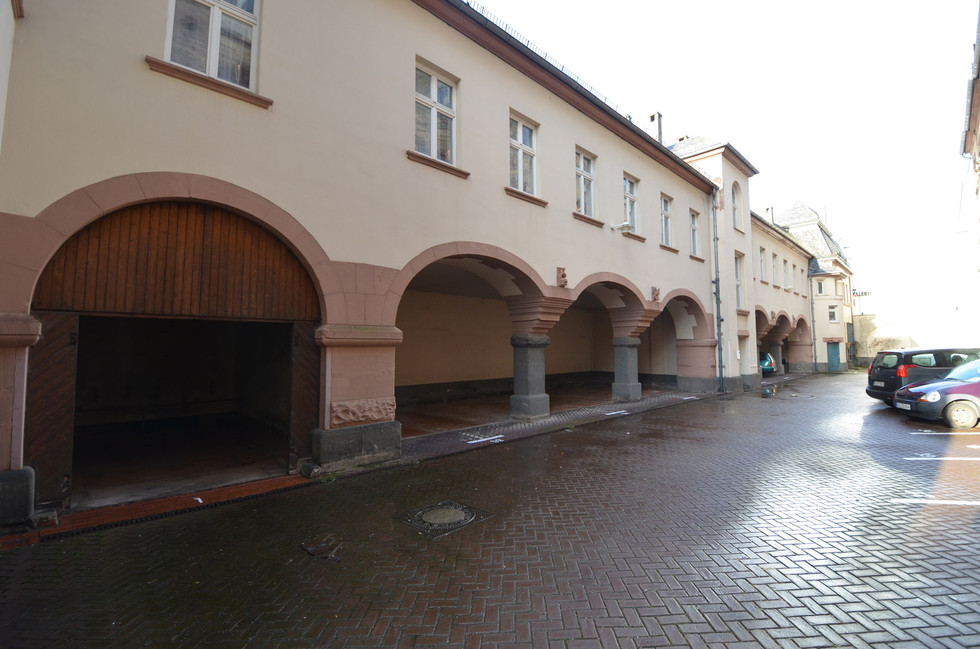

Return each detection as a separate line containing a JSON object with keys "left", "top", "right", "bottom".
{"left": 711, "top": 187, "right": 725, "bottom": 393}
{"left": 809, "top": 271, "right": 819, "bottom": 373}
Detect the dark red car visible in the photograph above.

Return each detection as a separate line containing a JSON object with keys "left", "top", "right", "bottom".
{"left": 893, "top": 358, "right": 980, "bottom": 429}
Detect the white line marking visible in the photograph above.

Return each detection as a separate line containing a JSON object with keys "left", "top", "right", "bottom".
{"left": 890, "top": 499, "right": 980, "bottom": 506}
{"left": 681, "top": 396, "right": 698, "bottom": 400}
{"left": 911, "top": 431, "right": 980, "bottom": 435}
{"left": 605, "top": 410, "right": 629, "bottom": 416}
{"left": 904, "top": 457, "right": 980, "bottom": 461}
{"left": 464, "top": 435, "right": 503, "bottom": 444}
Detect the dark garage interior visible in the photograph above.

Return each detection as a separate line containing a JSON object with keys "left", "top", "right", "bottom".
{"left": 70, "top": 316, "right": 293, "bottom": 509}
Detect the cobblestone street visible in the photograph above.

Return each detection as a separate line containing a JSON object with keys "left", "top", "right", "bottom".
{"left": 2, "top": 372, "right": 979, "bottom": 648}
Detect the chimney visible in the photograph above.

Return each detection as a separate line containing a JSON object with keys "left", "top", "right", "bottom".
{"left": 649, "top": 112, "right": 662, "bottom": 143}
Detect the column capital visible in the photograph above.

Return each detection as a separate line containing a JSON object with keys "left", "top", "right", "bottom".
{"left": 510, "top": 333, "right": 551, "bottom": 348}
{"left": 0, "top": 313, "right": 42, "bottom": 348}
{"left": 315, "top": 324, "right": 403, "bottom": 347}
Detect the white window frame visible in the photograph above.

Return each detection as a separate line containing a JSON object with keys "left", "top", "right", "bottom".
{"left": 575, "top": 149, "right": 595, "bottom": 217}
{"left": 734, "top": 253, "right": 745, "bottom": 309}
{"left": 623, "top": 175, "right": 638, "bottom": 231}
{"left": 509, "top": 115, "right": 537, "bottom": 195}
{"left": 828, "top": 304, "right": 839, "bottom": 323}
{"left": 166, "top": 0, "right": 259, "bottom": 90}
{"left": 772, "top": 253, "right": 779, "bottom": 287}
{"left": 660, "top": 194, "right": 672, "bottom": 246}
{"left": 690, "top": 210, "right": 700, "bottom": 257}
{"left": 415, "top": 64, "right": 457, "bottom": 165}
{"left": 783, "top": 260, "right": 789, "bottom": 288}
{"left": 759, "top": 247, "right": 766, "bottom": 281}
{"left": 817, "top": 280, "right": 824, "bottom": 295}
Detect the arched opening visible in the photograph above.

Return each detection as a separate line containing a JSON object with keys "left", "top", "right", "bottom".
{"left": 25, "top": 201, "right": 322, "bottom": 510}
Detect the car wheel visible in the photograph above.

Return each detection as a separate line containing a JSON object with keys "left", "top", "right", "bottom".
{"left": 942, "top": 401, "right": 980, "bottom": 430}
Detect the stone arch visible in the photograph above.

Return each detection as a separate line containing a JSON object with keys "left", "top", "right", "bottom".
{"left": 657, "top": 289, "right": 717, "bottom": 392}
{"left": 19, "top": 173, "right": 335, "bottom": 509}
{"left": 23, "top": 172, "right": 337, "bottom": 320}
{"left": 571, "top": 273, "right": 658, "bottom": 338}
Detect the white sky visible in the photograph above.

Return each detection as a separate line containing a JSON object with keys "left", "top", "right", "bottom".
{"left": 475, "top": 0, "right": 980, "bottom": 346}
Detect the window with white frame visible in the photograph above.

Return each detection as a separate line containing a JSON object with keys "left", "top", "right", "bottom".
{"left": 734, "top": 253, "right": 745, "bottom": 309}
{"left": 575, "top": 150, "right": 595, "bottom": 217}
{"left": 690, "top": 210, "right": 700, "bottom": 257}
{"left": 783, "top": 260, "right": 789, "bottom": 288}
{"left": 168, "top": 0, "right": 258, "bottom": 89}
{"left": 817, "top": 280, "right": 824, "bottom": 295}
{"left": 772, "top": 253, "right": 779, "bottom": 286}
{"left": 791, "top": 264, "right": 797, "bottom": 291}
{"left": 828, "top": 304, "right": 839, "bottom": 323}
{"left": 660, "top": 195, "right": 672, "bottom": 246}
{"left": 415, "top": 65, "right": 456, "bottom": 164}
{"left": 623, "top": 175, "right": 638, "bottom": 231}
{"left": 759, "top": 247, "right": 766, "bottom": 281}
{"left": 509, "top": 116, "right": 536, "bottom": 194}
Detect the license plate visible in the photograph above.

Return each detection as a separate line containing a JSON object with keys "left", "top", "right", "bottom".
{"left": 873, "top": 381, "right": 885, "bottom": 387}
{"left": 897, "top": 402, "right": 911, "bottom": 410}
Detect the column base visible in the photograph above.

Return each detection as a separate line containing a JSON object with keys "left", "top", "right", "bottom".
{"left": 510, "top": 393, "right": 550, "bottom": 419}
{"left": 612, "top": 382, "right": 642, "bottom": 402}
{"left": 312, "top": 421, "right": 401, "bottom": 471}
{"left": 0, "top": 467, "right": 35, "bottom": 528}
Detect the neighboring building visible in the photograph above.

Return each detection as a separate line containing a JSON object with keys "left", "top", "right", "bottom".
{"left": 0, "top": 0, "right": 815, "bottom": 526}
{"left": 671, "top": 137, "right": 814, "bottom": 387}
{"left": 776, "top": 203, "right": 855, "bottom": 372}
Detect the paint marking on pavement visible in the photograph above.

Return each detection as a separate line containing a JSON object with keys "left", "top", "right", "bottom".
{"left": 903, "top": 457, "right": 980, "bottom": 461}
{"left": 681, "top": 396, "right": 698, "bottom": 400}
{"left": 463, "top": 434, "right": 504, "bottom": 445}
{"left": 605, "top": 410, "right": 629, "bottom": 416}
{"left": 911, "top": 431, "right": 980, "bottom": 435}
{"left": 890, "top": 498, "right": 980, "bottom": 506}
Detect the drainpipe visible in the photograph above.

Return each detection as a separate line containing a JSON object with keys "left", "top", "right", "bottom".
{"left": 711, "top": 187, "right": 725, "bottom": 392}
{"left": 808, "top": 271, "right": 819, "bottom": 373}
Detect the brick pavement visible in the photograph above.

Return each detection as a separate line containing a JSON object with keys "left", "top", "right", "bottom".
{"left": 2, "top": 371, "right": 979, "bottom": 648}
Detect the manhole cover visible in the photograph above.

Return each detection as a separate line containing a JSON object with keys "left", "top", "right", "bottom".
{"left": 396, "top": 500, "right": 493, "bottom": 538}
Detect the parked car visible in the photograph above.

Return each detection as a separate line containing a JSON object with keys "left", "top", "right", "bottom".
{"left": 893, "top": 358, "right": 980, "bottom": 429}
{"left": 866, "top": 347, "right": 980, "bottom": 405}
{"left": 760, "top": 353, "right": 775, "bottom": 376}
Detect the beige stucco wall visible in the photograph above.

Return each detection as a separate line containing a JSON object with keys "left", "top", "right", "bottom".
{"left": 0, "top": 0, "right": 715, "bottom": 319}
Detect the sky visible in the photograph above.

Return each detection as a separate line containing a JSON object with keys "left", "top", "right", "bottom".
{"left": 474, "top": 0, "right": 980, "bottom": 346}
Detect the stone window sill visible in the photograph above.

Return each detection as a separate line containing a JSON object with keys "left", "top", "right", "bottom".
{"left": 573, "top": 212, "right": 603, "bottom": 227}
{"left": 623, "top": 231, "right": 646, "bottom": 243}
{"left": 504, "top": 187, "right": 548, "bottom": 207}
{"left": 690, "top": 255, "right": 705, "bottom": 263}
{"left": 660, "top": 244, "right": 679, "bottom": 254}
{"left": 146, "top": 56, "right": 274, "bottom": 108}
{"left": 406, "top": 151, "right": 471, "bottom": 178}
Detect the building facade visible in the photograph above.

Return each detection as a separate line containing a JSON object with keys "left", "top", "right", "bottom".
{"left": 0, "top": 0, "right": 816, "bottom": 525}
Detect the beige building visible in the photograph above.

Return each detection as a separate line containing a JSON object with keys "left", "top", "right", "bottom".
{"left": 776, "top": 203, "right": 854, "bottom": 372}
{"left": 0, "top": 0, "right": 816, "bottom": 525}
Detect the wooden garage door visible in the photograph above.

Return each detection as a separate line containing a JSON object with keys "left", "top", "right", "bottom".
{"left": 33, "top": 202, "right": 320, "bottom": 321}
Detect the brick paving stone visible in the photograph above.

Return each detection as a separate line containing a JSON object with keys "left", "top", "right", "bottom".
{"left": 3, "top": 373, "right": 980, "bottom": 648}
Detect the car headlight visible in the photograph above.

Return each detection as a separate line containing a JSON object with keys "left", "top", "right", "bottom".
{"left": 921, "top": 391, "right": 942, "bottom": 403}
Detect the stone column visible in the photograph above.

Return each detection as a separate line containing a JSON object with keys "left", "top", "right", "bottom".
{"left": 0, "top": 313, "right": 42, "bottom": 527}
{"left": 612, "top": 336, "right": 642, "bottom": 402}
{"left": 510, "top": 333, "right": 550, "bottom": 419}
{"left": 312, "top": 324, "right": 403, "bottom": 471}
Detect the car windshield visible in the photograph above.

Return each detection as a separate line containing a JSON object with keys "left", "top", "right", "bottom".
{"left": 945, "top": 358, "right": 980, "bottom": 382}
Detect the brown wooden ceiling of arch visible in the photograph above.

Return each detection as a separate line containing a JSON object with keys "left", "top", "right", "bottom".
{"left": 32, "top": 201, "right": 320, "bottom": 322}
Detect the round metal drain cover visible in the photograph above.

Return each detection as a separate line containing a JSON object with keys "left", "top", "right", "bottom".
{"left": 421, "top": 507, "right": 469, "bottom": 525}
{"left": 396, "top": 500, "right": 493, "bottom": 538}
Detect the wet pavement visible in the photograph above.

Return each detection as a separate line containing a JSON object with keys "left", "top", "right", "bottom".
{"left": 2, "top": 371, "right": 979, "bottom": 648}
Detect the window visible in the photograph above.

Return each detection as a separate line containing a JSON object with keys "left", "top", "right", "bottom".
{"left": 690, "top": 211, "right": 700, "bottom": 257}
{"left": 817, "top": 280, "right": 824, "bottom": 295}
{"left": 623, "top": 176, "right": 638, "bottom": 231}
{"left": 509, "top": 116, "right": 536, "bottom": 194}
{"left": 734, "top": 254, "right": 745, "bottom": 309}
{"left": 168, "top": 0, "right": 258, "bottom": 90}
{"left": 415, "top": 66, "right": 456, "bottom": 164}
{"left": 759, "top": 247, "right": 766, "bottom": 281}
{"left": 731, "top": 182, "right": 743, "bottom": 230}
{"left": 772, "top": 253, "right": 779, "bottom": 286}
{"left": 660, "top": 195, "right": 672, "bottom": 246}
{"left": 828, "top": 305, "right": 838, "bottom": 323}
{"left": 575, "top": 150, "right": 595, "bottom": 216}
{"left": 791, "top": 264, "right": 797, "bottom": 291}
{"left": 783, "top": 260, "right": 789, "bottom": 288}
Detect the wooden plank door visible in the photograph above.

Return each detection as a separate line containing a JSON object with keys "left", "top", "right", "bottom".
{"left": 24, "top": 311, "right": 79, "bottom": 508}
